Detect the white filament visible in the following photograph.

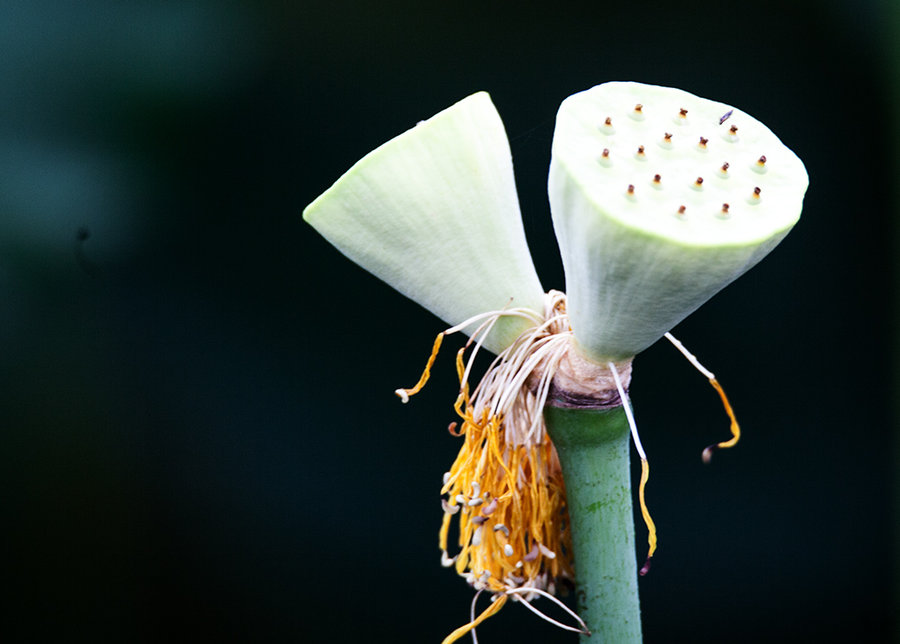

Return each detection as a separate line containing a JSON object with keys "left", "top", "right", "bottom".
{"left": 609, "top": 361, "right": 646, "bottom": 461}
{"left": 503, "top": 586, "right": 590, "bottom": 635}
{"left": 664, "top": 332, "right": 715, "bottom": 380}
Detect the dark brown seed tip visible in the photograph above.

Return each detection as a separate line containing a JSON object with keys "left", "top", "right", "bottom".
{"left": 677, "top": 205, "right": 686, "bottom": 215}
{"left": 753, "top": 186, "right": 761, "bottom": 196}
{"left": 757, "top": 155, "right": 767, "bottom": 165}
{"left": 721, "top": 203, "right": 730, "bottom": 213}
{"left": 699, "top": 136, "right": 709, "bottom": 147}
{"left": 695, "top": 177, "right": 704, "bottom": 185}
{"left": 605, "top": 116, "right": 612, "bottom": 126}
{"left": 602, "top": 148, "right": 610, "bottom": 158}
{"left": 653, "top": 174, "right": 661, "bottom": 183}
{"left": 634, "top": 103, "right": 643, "bottom": 113}
{"left": 627, "top": 184, "right": 635, "bottom": 194}
{"left": 721, "top": 162, "right": 730, "bottom": 172}
{"left": 663, "top": 132, "right": 673, "bottom": 142}
{"left": 639, "top": 556, "right": 652, "bottom": 576}
{"left": 637, "top": 145, "right": 645, "bottom": 154}
{"left": 729, "top": 124, "right": 738, "bottom": 134}
{"left": 679, "top": 108, "right": 688, "bottom": 117}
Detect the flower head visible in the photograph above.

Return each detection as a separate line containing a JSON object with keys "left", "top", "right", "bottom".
{"left": 550, "top": 82, "right": 807, "bottom": 361}
{"left": 303, "top": 82, "right": 807, "bottom": 640}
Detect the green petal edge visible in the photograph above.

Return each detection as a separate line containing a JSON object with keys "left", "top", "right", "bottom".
{"left": 304, "top": 92, "right": 544, "bottom": 354}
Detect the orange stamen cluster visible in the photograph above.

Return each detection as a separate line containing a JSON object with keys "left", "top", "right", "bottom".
{"left": 439, "top": 346, "right": 574, "bottom": 596}
{"left": 396, "top": 296, "right": 580, "bottom": 642}
{"left": 395, "top": 306, "right": 743, "bottom": 644}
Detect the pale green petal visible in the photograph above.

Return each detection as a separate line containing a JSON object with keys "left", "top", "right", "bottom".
{"left": 303, "top": 92, "right": 544, "bottom": 354}
{"left": 550, "top": 82, "right": 808, "bottom": 361}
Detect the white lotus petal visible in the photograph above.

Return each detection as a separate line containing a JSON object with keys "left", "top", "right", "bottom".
{"left": 549, "top": 81, "right": 808, "bottom": 361}
{"left": 304, "top": 92, "right": 544, "bottom": 354}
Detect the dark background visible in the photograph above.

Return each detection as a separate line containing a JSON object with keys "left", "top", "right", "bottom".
{"left": 4, "top": 1, "right": 896, "bottom": 642}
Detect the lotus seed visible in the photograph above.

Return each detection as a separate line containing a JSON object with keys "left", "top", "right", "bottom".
{"left": 722, "top": 124, "right": 739, "bottom": 142}
{"left": 753, "top": 155, "right": 768, "bottom": 174}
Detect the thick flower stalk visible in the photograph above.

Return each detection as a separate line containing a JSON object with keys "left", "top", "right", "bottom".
{"left": 302, "top": 82, "right": 808, "bottom": 642}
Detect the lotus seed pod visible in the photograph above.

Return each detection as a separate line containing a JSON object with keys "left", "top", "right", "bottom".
{"left": 304, "top": 92, "right": 545, "bottom": 354}
{"left": 549, "top": 81, "right": 808, "bottom": 362}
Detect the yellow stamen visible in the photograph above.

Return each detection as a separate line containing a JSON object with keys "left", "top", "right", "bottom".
{"left": 662, "top": 333, "right": 742, "bottom": 463}
{"left": 394, "top": 332, "right": 444, "bottom": 402}
{"left": 702, "top": 377, "right": 741, "bottom": 463}
{"left": 609, "top": 360, "right": 657, "bottom": 575}
{"left": 638, "top": 457, "right": 657, "bottom": 575}
{"left": 440, "top": 594, "right": 508, "bottom": 644}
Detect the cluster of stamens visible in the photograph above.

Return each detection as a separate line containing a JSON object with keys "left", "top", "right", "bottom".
{"left": 396, "top": 292, "right": 743, "bottom": 642}
{"left": 396, "top": 294, "right": 579, "bottom": 608}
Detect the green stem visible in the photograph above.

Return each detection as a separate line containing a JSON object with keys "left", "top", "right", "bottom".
{"left": 544, "top": 405, "right": 642, "bottom": 643}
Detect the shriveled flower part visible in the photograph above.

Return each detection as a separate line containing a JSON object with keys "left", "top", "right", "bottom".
{"left": 396, "top": 292, "right": 602, "bottom": 642}
{"left": 394, "top": 293, "right": 737, "bottom": 642}
{"left": 549, "top": 82, "right": 808, "bottom": 361}
{"left": 303, "top": 92, "right": 544, "bottom": 355}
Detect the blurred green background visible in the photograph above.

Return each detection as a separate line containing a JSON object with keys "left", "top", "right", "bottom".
{"left": 4, "top": 1, "right": 895, "bottom": 642}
